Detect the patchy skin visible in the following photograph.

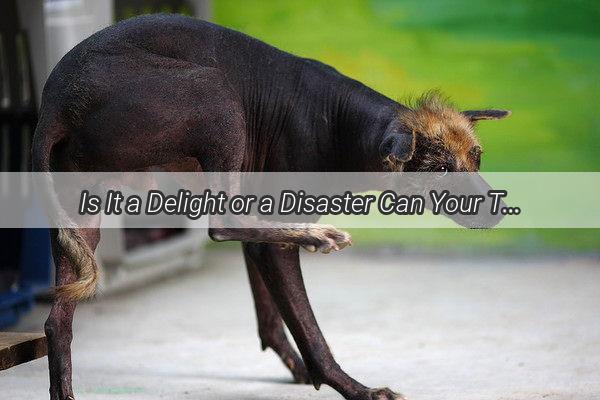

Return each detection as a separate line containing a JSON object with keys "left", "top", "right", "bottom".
{"left": 31, "top": 15, "right": 509, "bottom": 400}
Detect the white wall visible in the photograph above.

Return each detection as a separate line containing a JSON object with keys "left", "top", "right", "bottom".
{"left": 44, "top": 0, "right": 114, "bottom": 76}
{"left": 18, "top": 0, "right": 114, "bottom": 103}
{"left": 189, "top": 0, "right": 212, "bottom": 21}
{"left": 16, "top": 0, "right": 47, "bottom": 106}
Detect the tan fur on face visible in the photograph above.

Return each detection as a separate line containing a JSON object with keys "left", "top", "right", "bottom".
{"left": 401, "top": 92, "right": 481, "bottom": 171}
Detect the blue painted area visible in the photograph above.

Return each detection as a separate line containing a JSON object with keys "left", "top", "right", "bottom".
{"left": 0, "top": 198, "right": 52, "bottom": 328}
{"left": 0, "top": 288, "right": 35, "bottom": 328}
{"left": 20, "top": 228, "right": 53, "bottom": 289}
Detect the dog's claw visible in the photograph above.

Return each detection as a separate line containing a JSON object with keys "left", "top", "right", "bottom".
{"left": 293, "top": 224, "right": 352, "bottom": 254}
{"left": 316, "top": 225, "right": 351, "bottom": 254}
{"left": 338, "top": 241, "right": 350, "bottom": 250}
{"left": 302, "top": 244, "right": 317, "bottom": 252}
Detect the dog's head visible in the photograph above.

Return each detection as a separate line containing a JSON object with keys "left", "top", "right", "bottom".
{"left": 379, "top": 92, "right": 511, "bottom": 228}
{"left": 379, "top": 92, "right": 510, "bottom": 173}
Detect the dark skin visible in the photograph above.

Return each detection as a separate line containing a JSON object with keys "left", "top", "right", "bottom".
{"left": 243, "top": 243, "right": 311, "bottom": 384}
{"left": 32, "top": 14, "right": 509, "bottom": 400}
{"left": 45, "top": 226, "right": 100, "bottom": 400}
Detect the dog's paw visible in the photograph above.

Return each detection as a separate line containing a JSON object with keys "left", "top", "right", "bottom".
{"left": 300, "top": 224, "right": 352, "bottom": 254}
{"left": 369, "top": 387, "right": 407, "bottom": 400}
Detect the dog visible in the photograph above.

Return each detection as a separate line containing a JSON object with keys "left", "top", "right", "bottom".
{"left": 32, "top": 14, "right": 510, "bottom": 400}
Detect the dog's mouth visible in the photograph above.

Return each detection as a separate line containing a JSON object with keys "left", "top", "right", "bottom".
{"left": 449, "top": 212, "right": 505, "bottom": 229}
{"left": 418, "top": 172, "right": 507, "bottom": 229}
{"left": 449, "top": 174, "right": 506, "bottom": 229}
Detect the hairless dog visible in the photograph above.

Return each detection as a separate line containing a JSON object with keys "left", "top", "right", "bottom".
{"left": 32, "top": 14, "right": 509, "bottom": 400}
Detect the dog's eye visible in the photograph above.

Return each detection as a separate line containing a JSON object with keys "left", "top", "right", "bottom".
{"left": 439, "top": 166, "right": 449, "bottom": 176}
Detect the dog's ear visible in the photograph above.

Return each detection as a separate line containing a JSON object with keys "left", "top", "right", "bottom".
{"left": 379, "top": 131, "right": 416, "bottom": 171}
{"left": 462, "top": 109, "right": 511, "bottom": 122}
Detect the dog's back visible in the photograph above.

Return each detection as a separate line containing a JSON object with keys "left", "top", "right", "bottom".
{"left": 34, "top": 15, "right": 273, "bottom": 173}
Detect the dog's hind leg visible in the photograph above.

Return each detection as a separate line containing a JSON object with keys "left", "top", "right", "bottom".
{"left": 45, "top": 226, "right": 101, "bottom": 400}
{"left": 32, "top": 112, "right": 103, "bottom": 400}
{"left": 242, "top": 242, "right": 311, "bottom": 384}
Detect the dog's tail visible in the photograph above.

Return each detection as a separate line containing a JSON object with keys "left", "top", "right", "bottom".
{"left": 32, "top": 114, "right": 99, "bottom": 302}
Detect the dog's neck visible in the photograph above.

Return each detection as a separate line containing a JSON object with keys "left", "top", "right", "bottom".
{"left": 332, "top": 84, "right": 408, "bottom": 172}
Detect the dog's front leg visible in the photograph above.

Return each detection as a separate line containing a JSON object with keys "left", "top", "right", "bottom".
{"left": 243, "top": 242, "right": 311, "bottom": 383}
{"left": 244, "top": 242, "right": 405, "bottom": 400}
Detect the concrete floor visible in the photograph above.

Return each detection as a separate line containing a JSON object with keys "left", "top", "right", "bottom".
{"left": 2, "top": 249, "right": 600, "bottom": 400}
